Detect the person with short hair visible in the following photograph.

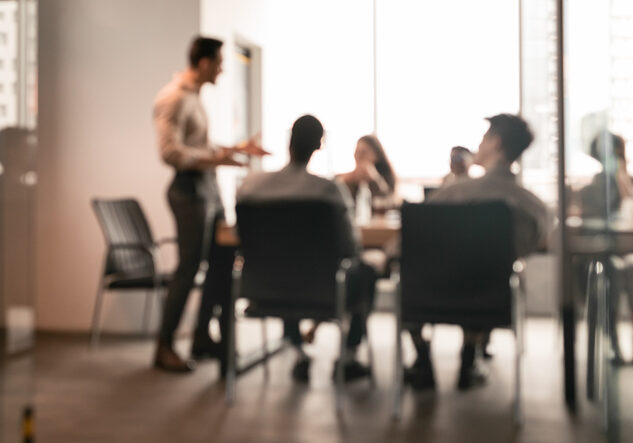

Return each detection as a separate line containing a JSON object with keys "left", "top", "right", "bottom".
{"left": 237, "top": 115, "right": 376, "bottom": 384}
{"left": 404, "top": 113, "right": 549, "bottom": 390}
{"left": 432, "top": 114, "right": 548, "bottom": 256}
{"left": 578, "top": 131, "right": 632, "bottom": 218}
{"left": 153, "top": 35, "right": 267, "bottom": 373}
{"left": 442, "top": 145, "right": 473, "bottom": 187}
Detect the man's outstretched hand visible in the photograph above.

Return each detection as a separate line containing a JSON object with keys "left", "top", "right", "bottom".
{"left": 235, "top": 133, "right": 270, "bottom": 157}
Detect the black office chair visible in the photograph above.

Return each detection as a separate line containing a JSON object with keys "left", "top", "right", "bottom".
{"left": 91, "top": 198, "right": 176, "bottom": 348}
{"left": 392, "top": 201, "right": 525, "bottom": 424}
{"left": 225, "top": 200, "right": 366, "bottom": 412}
{"left": 422, "top": 185, "right": 439, "bottom": 201}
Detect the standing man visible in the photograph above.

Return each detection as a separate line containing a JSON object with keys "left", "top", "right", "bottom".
{"left": 153, "top": 36, "right": 266, "bottom": 373}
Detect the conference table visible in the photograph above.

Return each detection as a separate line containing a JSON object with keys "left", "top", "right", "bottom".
{"left": 216, "top": 216, "right": 401, "bottom": 249}
{"left": 565, "top": 217, "right": 633, "bottom": 255}
{"left": 218, "top": 214, "right": 633, "bottom": 253}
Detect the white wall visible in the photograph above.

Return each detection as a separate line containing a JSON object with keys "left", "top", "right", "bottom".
{"left": 200, "top": 0, "right": 522, "bottom": 197}
{"left": 376, "top": 0, "right": 520, "bottom": 179}
{"left": 35, "top": 1, "right": 550, "bottom": 332}
{"left": 37, "top": 0, "right": 200, "bottom": 331}
{"left": 200, "top": 0, "right": 375, "bottom": 222}
{"left": 36, "top": 0, "right": 376, "bottom": 333}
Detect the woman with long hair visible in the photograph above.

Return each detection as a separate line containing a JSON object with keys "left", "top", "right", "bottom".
{"left": 302, "top": 135, "right": 396, "bottom": 345}
{"left": 337, "top": 134, "right": 396, "bottom": 202}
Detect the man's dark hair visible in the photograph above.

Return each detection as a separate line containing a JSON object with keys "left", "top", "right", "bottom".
{"left": 289, "top": 115, "right": 324, "bottom": 163}
{"left": 188, "top": 36, "right": 223, "bottom": 67}
{"left": 450, "top": 145, "right": 472, "bottom": 163}
{"left": 590, "top": 131, "right": 626, "bottom": 163}
{"left": 485, "top": 114, "right": 534, "bottom": 163}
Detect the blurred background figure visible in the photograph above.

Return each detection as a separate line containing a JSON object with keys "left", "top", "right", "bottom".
{"left": 576, "top": 131, "right": 633, "bottom": 219}
{"left": 573, "top": 131, "right": 633, "bottom": 365}
{"left": 442, "top": 146, "right": 473, "bottom": 187}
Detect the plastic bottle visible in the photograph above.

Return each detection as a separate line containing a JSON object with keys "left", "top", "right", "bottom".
{"left": 355, "top": 181, "right": 372, "bottom": 226}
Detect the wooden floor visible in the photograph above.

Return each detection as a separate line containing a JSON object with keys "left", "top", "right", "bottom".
{"left": 1, "top": 316, "right": 629, "bottom": 442}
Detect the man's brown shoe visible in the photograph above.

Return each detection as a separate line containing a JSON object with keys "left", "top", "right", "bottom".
{"left": 154, "top": 344, "right": 196, "bottom": 373}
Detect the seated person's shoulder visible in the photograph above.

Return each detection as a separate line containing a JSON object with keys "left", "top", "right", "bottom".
{"left": 510, "top": 183, "right": 548, "bottom": 217}
{"left": 301, "top": 172, "right": 340, "bottom": 191}
{"left": 430, "top": 176, "right": 480, "bottom": 202}
{"left": 318, "top": 176, "right": 350, "bottom": 204}
{"left": 521, "top": 185, "right": 547, "bottom": 208}
{"left": 236, "top": 170, "right": 276, "bottom": 201}
{"left": 292, "top": 173, "right": 350, "bottom": 208}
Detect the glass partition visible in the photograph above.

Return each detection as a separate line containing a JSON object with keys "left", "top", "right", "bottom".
{"left": 521, "top": 0, "right": 633, "bottom": 438}
{"left": 559, "top": 0, "right": 633, "bottom": 439}
{"left": 0, "top": 0, "right": 37, "bottom": 441}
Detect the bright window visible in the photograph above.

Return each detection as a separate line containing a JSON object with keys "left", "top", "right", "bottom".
{"left": 375, "top": 0, "right": 520, "bottom": 180}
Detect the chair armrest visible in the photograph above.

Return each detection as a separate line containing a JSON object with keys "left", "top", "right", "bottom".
{"left": 232, "top": 253, "right": 244, "bottom": 272}
{"left": 335, "top": 258, "right": 354, "bottom": 290}
{"left": 389, "top": 260, "right": 401, "bottom": 285}
{"left": 156, "top": 237, "right": 177, "bottom": 246}
{"left": 339, "top": 257, "right": 355, "bottom": 271}
{"left": 333, "top": 259, "right": 355, "bottom": 317}
{"left": 231, "top": 254, "right": 244, "bottom": 304}
{"left": 108, "top": 243, "right": 158, "bottom": 272}
{"left": 109, "top": 242, "right": 154, "bottom": 254}
{"left": 510, "top": 259, "right": 527, "bottom": 356}
{"left": 511, "top": 259, "right": 527, "bottom": 295}
{"left": 512, "top": 259, "right": 526, "bottom": 277}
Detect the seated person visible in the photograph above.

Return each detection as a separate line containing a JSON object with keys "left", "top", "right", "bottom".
{"left": 337, "top": 134, "right": 397, "bottom": 212}
{"left": 441, "top": 146, "right": 473, "bottom": 187}
{"left": 574, "top": 131, "right": 633, "bottom": 364}
{"left": 301, "top": 135, "right": 397, "bottom": 344}
{"left": 405, "top": 114, "right": 550, "bottom": 390}
{"left": 237, "top": 115, "right": 377, "bottom": 383}
{"left": 577, "top": 131, "right": 632, "bottom": 218}
{"left": 339, "top": 135, "right": 398, "bottom": 274}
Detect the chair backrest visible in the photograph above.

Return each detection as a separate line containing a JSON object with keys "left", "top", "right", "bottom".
{"left": 235, "top": 200, "right": 346, "bottom": 310}
{"left": 92, "top": 198, "right": 155, "bottom": 276}
{"left": 423, "top": 186, "right": 439, "bottom": 201}
{"left": 400, "top": 201, "right": 515, "bottom": 328}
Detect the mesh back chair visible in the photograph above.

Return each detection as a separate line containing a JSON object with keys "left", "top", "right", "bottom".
{"left": 225, "top": 200, "right": 360, "bottom": 412}
{"left": 91, "top": 198, "right": 175, "bottom": 348}
{"left": 422, "top": 186, "right": 439, "bottom": 201}
{"left": 392, "top": 201, "right": 525, "bottom": 424}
